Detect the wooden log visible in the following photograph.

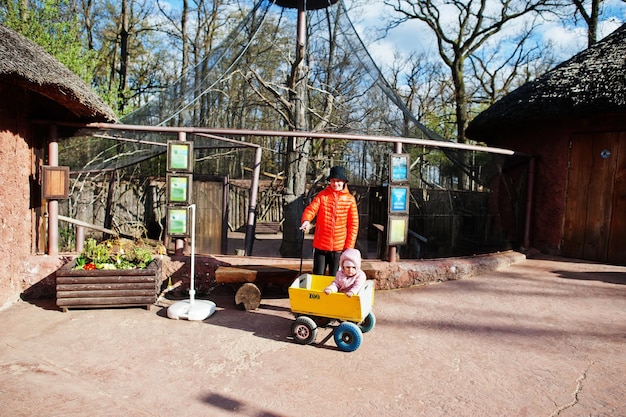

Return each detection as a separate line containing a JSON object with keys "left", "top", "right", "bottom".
{"left": 234, "top": 283, "right": 262, "bottom": 311}
{"left": 215, "top": 264, "right": 310, "bottom": 285}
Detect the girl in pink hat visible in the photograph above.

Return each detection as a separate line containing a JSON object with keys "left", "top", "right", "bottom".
{"left": 324, "top": 248, "right": 366, "bottom": 297}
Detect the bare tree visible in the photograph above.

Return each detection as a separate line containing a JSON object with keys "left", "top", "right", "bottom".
{"left": 468, "top": 24, "right": 557, "bottom": 106}
{"left": 384, "top": 0, "right": 559, "bottom": 188}
{"left": 234, "top": 4, "right": 350, "bottom": 257}
{"left": 572, "top": 0, "right": 602, "bottom": 45}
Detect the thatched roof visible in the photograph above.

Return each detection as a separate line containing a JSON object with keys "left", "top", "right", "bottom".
{"left": 466, "top": 23, "right": 626, "bottom": 139}
{"left": 0, "top": 24, "right": 117, "bottom": 123}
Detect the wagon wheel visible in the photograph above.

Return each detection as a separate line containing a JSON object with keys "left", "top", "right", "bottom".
{"left": 333, "top": 322, "right": 362, "bottom": 352}
{"left": 291, "top": 316, "right": 318, "bottom": 345}
{"left": 235, "top": 283, "right": 261, "bottom": 311}
{"left": 358, "top": 312, "right": 376, "bottom": 333}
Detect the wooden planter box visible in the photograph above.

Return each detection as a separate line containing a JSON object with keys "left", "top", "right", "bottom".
{"left": 56, "top": 260, "right": 161, "bottom": 312}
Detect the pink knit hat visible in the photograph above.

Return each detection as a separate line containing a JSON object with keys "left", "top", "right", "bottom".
{"left": 340, "top": 248, "right": 362, "bottom": 269}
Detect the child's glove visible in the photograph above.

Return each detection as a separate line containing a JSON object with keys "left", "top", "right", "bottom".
{"left": 345, "top": 291, "right": 353, "bottom": 297}
{"left": 324, "top": 287, "right": 332, "bottom": 295}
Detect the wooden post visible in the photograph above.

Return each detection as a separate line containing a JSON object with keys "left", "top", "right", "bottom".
{"left": 48, "top": 124, "right": 59, "bottom": 255}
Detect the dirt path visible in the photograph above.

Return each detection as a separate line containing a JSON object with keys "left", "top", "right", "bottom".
{"left": 0, "top": 254, "right": 624, "bottom": 417}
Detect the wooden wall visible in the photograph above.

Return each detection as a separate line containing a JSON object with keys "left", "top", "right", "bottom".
{"left": 562, "top": 130, "right": 626, "bottom": 264}
{"left": 483, "top": 113, "right": 626, "bottom": 265}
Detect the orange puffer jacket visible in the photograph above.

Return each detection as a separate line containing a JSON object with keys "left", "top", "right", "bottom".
{"left": 301, "top": 184, "right": 359, "bottom": 252}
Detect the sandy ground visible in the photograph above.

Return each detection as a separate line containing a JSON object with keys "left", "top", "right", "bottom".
{"left": 0, "top": 254, "right": 625, "bottom": 417}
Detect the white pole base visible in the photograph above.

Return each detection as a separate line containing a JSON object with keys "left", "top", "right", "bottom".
{"left": 167, "top": 299, "right": 216, "bottom": 321}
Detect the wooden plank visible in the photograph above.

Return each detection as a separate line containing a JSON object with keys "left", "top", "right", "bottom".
{"left": 56, "top": 275, "right": 157, "bottom": 284}
{"left": 194, "top": 179, "right": 225, "bottom": 255}
{"left": 563, "top": 134, "right": 592, "bottom": 259}
{"left": 56, "top": 296, "right": 155, "bottom": 307}
{"left": 57, "top": 289, "right": 156, "bottom": 299}
{"left": 57, "top": 269, "right": 158, "bottom": 277}
{"left": 608, "top": 131, "right": 626, "bottom": 265}
{"left": 56, "top": 282, "right": 156, "bottom": 291}
{"left": 56, "top": 259, "right": 161, "bottom": 277}
{"left": 254, "top": 222, "right": 281, "bottom": 234}
{"left": 58, "top": 215, "right": 118, "bottom": 237}
{"left": 582, "top": 133, "right": 617, "bottom": 261}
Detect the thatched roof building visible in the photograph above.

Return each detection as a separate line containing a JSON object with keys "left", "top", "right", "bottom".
{"left": 466, "top": 23, "right": 626, "bottom": 140}
{"left": 466, "top": 23, "right": 626, "bottom": 265}
{"left": 0, "top": 24, "right": 117, "bottom": 309}
{"left": 0, "top": 24, "right": 117, "bottom": 123}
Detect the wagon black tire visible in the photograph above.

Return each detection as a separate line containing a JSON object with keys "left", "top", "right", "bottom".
{"left": 291, "top": 316, "right": 317, "bottom": 345}
{"left": 334, "top": 322, "right": 362, "bottom": 352}
{"left": 359, "top": 312, "right": 376, "bottom": 333}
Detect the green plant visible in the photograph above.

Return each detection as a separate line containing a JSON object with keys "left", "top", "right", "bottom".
{"left": 73, "top": 238, "right": 157, "bottom": 270}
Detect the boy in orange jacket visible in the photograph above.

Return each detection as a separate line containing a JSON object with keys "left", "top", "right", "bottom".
{"left": 300, "top": 166, "right": 359, "bottom": 276}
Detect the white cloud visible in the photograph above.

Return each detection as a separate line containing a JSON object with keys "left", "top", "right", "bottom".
{"left": 343, "top": 1, "right": 439, "bottom": 70}
{"left": 538, "top": 23, "right": 587, "bottom": 59}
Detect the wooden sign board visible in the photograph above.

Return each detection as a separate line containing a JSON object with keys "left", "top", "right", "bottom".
{"left": 42, "top": 166, "right": 69, "bottom": 199}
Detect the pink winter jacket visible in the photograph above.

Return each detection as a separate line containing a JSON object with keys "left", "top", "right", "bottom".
{"left": 325, "top": 248, "right": 366, "bottom": 296}
{"left": 301, "top": 184, "right": 359, "bottom": 252}
{"left": 326, "top": 269, "right": 366, "bottom": 296}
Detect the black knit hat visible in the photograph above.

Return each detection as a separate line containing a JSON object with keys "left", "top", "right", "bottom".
{"left": 328, "top": 166, "right": 348, "bottom": 182}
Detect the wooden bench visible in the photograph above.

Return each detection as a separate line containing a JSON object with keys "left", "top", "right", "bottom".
{"left": 215, "top": 264, "right": 307, "bottom": 285}
{"left": 215, "top": 262, "right": 312, "bottom": 310}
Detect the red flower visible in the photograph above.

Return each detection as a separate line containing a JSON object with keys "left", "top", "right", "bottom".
{"left": 84, "top": 263, "right": 97, "bottom": 270}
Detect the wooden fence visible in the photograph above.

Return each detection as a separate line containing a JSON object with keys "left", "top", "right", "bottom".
{"left": 60, "top": 176, "right": 510, "bottom": 258}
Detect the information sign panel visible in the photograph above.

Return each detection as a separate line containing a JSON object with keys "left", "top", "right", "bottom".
{"left": 389, "top": 153, "right": 410, "bottom": 183}
{"left": 167, "top": 173, "right": 193, "bottom": 205}
{"left": 167, "top": 141, "right": 194, "bottom": 172}
{"left": 389, "top": 185, "right": 409, "bottom": 214}
{"left": 167, "top": 206, "right": 190, "bottom": 237}
{"left": 387, "top": 215, "right": 408, "bottom": 245}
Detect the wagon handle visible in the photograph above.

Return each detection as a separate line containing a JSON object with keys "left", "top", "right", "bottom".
{"left": 299, "top": 228, "right": 305, "bottom": 276}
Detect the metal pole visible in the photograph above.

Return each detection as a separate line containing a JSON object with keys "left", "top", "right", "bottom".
{"left": 297, "top": 0, "right": 306, "bottom": 50}
{"left": 76, "top": 226, "right": 85, "bottom": 253}
{"left": 189, "top": 204, "right": 196, "bottom": 304}
{"left": 244, "top": 146, "right": 262, "bottom": 255}
{"left": 47, "top": 121, "right": 517, "bottom": 156}
{"left": 48, "top": 124, "right": 59, "bottom": 255}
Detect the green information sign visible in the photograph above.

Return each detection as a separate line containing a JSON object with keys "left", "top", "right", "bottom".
{"left": 167, "top": 141, "right": 194, "bottom": 172}
{"left": 167, "top": 207, "right": 189, "bottom": 237}
{"left": 167, "top": 174, "right": 192, "bottom": 204}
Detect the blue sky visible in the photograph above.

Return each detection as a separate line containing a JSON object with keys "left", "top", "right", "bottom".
{"left": 343, "top": 0, "right": 625, "bottom": 69}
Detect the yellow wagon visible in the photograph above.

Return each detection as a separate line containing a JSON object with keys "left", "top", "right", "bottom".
{"left": 288, "top": 274, "right": 376, "bottom": 352}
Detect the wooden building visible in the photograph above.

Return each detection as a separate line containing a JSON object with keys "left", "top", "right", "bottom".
{"left": 466, "top": 24, "right": 626, "bottom": 265}
{"left": 0, "top": 24, "right": 117, "bottom": 308}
